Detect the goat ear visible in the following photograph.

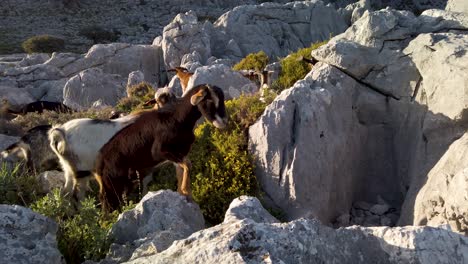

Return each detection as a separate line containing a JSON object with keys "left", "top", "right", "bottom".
{"left": 190, "top": 88, "right": 207, "bottom": 106}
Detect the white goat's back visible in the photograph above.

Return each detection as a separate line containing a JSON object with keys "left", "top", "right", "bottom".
{"left": 58, "top": 115, "right": 135, "bottom": 171}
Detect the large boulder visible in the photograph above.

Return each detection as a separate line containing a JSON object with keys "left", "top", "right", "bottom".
{"left": 446, "top": 0, "right": 468, "bottom": 13}
{"left": 412, "top": 132, "right": 468, "bottom": 235}
{"left": 0, "top": 86, "right": 35, "bottom": 108}
{"left": 106, "top": 190, "right": 205, "bottom": 263}
{"left": 212, "top": 1, "right": 349, "bottom": 60}
{"left": 186, "top": 64, "right": 258, "bottom": 99}
{"left": 126, "top": 197, "right": 468, "bottom": 264}
{"left": 161, "top": 1, "right": 348, "bottom": 68}
{"left": 63, "top": 67, "right": 126, "bottom": 110}
{"left": 162, "top": 11, "right": 212, "bottom": 69}
{"left": 59, "top": 44, "right": 164, "bottom": 85}
{"left": 0, "top": 205, "right": 64, "bottom": 264}
{"left": 249, "top": 63, "right": 399, "bottom": 223}
{"left": 249, "top": 8, "right": 468, "bottom": 224}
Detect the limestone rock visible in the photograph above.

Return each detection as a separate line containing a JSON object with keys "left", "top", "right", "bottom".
{"left": 107, "top": 190, "right": 205, "bottom": 262}
{"left": 249, "top": 62, "right": 402, "bottom": 223}
{"left": 63, "top": 67, "right": 126, "bottom": 110}
{"left": 412, "top": 132, "right": 468, "bottom": 235}
{"left": 224, "top": 196, "right": 279, "bottom": 224}
{"left": 127, "top": 71, "right": 145, "bottom": 91}
{"left": 0, "top": 205, "right": 64, "bottom": 264}
{"left": 0, "top": 134, "right": 19, "bottom": 151}
{"left": 186, "top": 64, "right": 257, "bottom": 99}
{"left": 37, "top": 170, "right": 66, "bottom": 194}
{"left": 18, "top": 53, "right": 51, "bottom": 67}
{"left": 126, "top": 199, "right": 468, "bottom": 264}
{"left": 0, "top": 86, "right": 35, "bottom": 107}
{"left": 404, "top": 32, "right": 468, "bottom": 121}
{"left": 446, "top": 0, "right": 468, "bottom": 13}
{"left": 212, "top": 1, "right": 348, "bottom": 60}
{"left": 162, "top": 11, "right": 212, "bottom": 69}
{"left": 61, "top": 44, "right": 164, "bottom": 85}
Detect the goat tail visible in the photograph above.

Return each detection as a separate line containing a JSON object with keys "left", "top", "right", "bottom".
{"left": 48, "top": 127, "right": 67, "bottom": 155}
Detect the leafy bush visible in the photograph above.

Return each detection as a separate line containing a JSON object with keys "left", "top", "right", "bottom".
{"left": 0, "top": 162, "right": 41, "bottom": 205}
{"left": 272, "top": 40, "right": 327, "bottom": 92}
{"left": 189, "top": 93, "right": 275, "bottom": 224}
{"left": 116, "top": 82, "right": 155, "bottom": 113}
{"left": 78, "top": 26, "right": 119, "bottom": 44}
{"left": 233, "top": 51, "right": 269, "bottom": 71}
{"left": 22, "top": 35, "right": 65, "bottom": 54}
{"left": 31, "top": 190, "right": 119, "bottom": 264}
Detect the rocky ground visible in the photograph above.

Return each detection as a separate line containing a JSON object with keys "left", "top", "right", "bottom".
{"left": 0, "top": 0, "right": 467, "bottom": 263}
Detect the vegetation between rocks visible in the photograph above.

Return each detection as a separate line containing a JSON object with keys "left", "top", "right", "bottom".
{"left": 22, "top": 35, "right": 65, "bottom": 54}
{"left": 272, "top": 40, "right": 328, "bottom": 92}
{"left": 233, "top": 50, "right": 269, "bottom": 71}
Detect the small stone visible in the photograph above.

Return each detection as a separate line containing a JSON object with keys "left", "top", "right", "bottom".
{"left": 370, "top": 204, "right": 390, "bottom": 216}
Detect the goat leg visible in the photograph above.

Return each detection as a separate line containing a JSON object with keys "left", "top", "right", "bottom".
{"left": 176, "top": 157, "right": 192, "bottom": 198}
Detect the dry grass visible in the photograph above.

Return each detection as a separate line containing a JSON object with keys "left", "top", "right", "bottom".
{"left": 10, "top": 108, "right": 115, "bottom": 132}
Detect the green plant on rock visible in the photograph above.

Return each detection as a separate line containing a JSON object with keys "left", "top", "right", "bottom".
{"left": 22, "top": 35, "right": 65, "bottom": 54}
{"left": 116, "top": 82, "right": 155, "bottom": 113}
{"left": 0, "top": 162, "right": 41, "bottom": 205}
{"left": 233, "top": 50, "right": 269, "bottom": 71}
{"left": 31, "top": 191, "right": 119, "bottom": 264}
{"left": 189, "top": 93, "right": 275, "bottom": 224}
{"left": 272, "top": 40, "right": 328, "bottom": 92}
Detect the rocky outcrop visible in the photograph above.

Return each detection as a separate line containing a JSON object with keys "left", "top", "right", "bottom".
{"left": 0, "top": 205, "right": 64, "bottom": 264}
{"left": 446, "top": 0, "right": 468, "bottom": 13}
{"left": 63, "top": 67, "right": 126, "bottom": 110}
{"left": 0, "top": 0, "right": 284, "bottom": 54}
{"left": 186, "top": 64, "right": 258, "bottom": 99}
{"left": 104, "top": 190, "right": 205, "bottom": 263}
{"left": 126, "top": 196, "right": 468, "bottom": 264}
{"left": 37, "top": 170, "right": 66, "bottom": 194}
{"left": 162, "top": 2, "right": 348, "bottom": 68}
{"left": 249, "top": 8, "right": 468, "bottom": 226}
{"left": 412, "top": 132, "right": 468, "bottom": 235}
{"left": 0, "top": 134, "right": 19, "bottom": 151}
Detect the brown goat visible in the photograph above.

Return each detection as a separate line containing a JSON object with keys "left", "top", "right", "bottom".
{"left": 94, "top": 84, "right": 227, "bottom": 211}
{"left": 167, "top": 66, "right": 193, "bottom": 93}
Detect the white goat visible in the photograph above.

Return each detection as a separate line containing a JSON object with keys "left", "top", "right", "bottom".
{"left": 48, "top": 115, "right": 137, "bottom": 200}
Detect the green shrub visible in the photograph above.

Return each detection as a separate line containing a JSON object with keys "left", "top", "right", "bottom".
{"left": 31, "top": 190, "right": 119, "bottom": 264}
{"left": 78, "top": 26, "right": 119, "bottom": 44}
{"left": 22, "top": 35, "right": 65, "bottom": 54}
{"left": 0, "top": 162, "right": 41, "bottom": 205}
{"left": 189, "top": 93, "right": 275, "bottom": 224}
{"left": 116, "top": 82, "right": 155, "bottom": 113}
{"left": 272, "top": 40, "right": 327, "bottom": 92}
{"left": 233, "top": 51, "right": 269, "bottom": 71}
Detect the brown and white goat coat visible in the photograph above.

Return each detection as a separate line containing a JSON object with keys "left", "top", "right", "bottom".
{"left": 94, "top": 84, "right": 227, "bottom": 211}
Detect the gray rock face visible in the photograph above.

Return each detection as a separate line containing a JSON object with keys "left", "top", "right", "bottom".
{"left": 412, "top": 132, "right": 468, "bottom": 235}
{"left": 37, "top": 170, "right": 66, "bottom": 194}
{"left": 186, "top": 64, "right": 258, "bottom": 99}
{"left": 162, "top": 11, "right": 212, "bottom": 69}
{"left": 0, "top": 134, "right": 19, "bottom": 151}
{"left": 0, "top": 205, "right": 64, "bottom": 264}
{"left": 126, "top": 197, "right": 468, "bottom": 264}
{"left": 224, "top": 196, "right": 279, "bottom": 224}
{"left": 63, "top": 67, "right": 126, "bottom": 110}
{"left": 18, "top": 53, "right": 51, "bottom": 67}
{"left": 446, "top": 0, "right": 468, "bottom": 13}
{"left": 249, "top": 63, "right": 395, "bottom": 223}
{"left": 127, "top": 71, "right": 145, "bottom": 91}
{"left": 249, "top": 8, "right": 468, "bottom": 224}
{"left": 106, "top": 190, "right": 205, "bottom": 262}
{"left": 213, "top": 1, "right": 348, "bottom": 60}
{"left": 0, "top": 0, "right": 278, "bottom": 53}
